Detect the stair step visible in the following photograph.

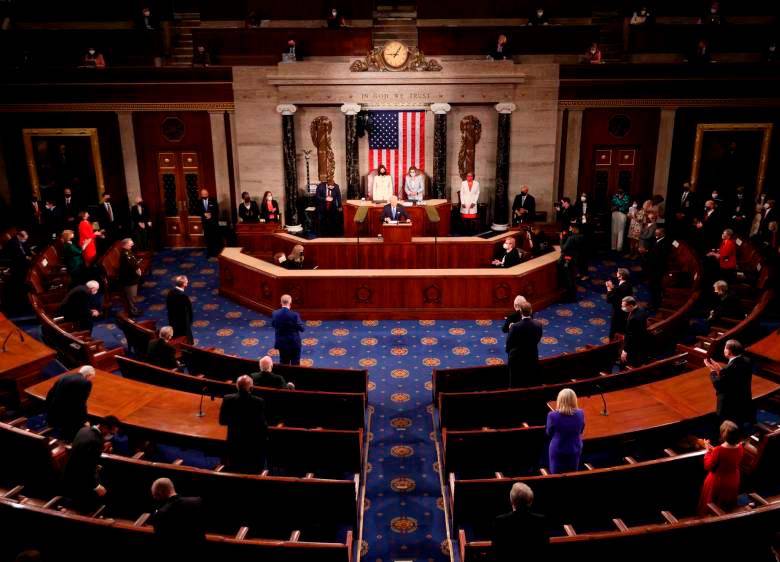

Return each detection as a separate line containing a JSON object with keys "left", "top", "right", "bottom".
{"left": 374, "top": 12, "right": 417, "bottom": 19}
{"left": 373, "top": 24, "right": 417, "bottom": 32}
{"left": 173, "top": 12, "right": 200, "bottom": 18}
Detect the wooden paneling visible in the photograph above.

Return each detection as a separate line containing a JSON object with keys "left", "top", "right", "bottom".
{"left": 629, "top": 23, "right": 777, "bottom": 54}
{"left": 342, "top": 201, "right": 451, "bottom": 238}
{"left": 201, "top": 0, "right": 372, "bottom": 21}
{"left": 192, "top": 28, "right": 373, "bottom": 65}
{"left": 0, "top": 314, "right": 55, "bottom": 407}
{"left": 417, "top": 0, "right": 592, "bottom": 19}
{"left": 218, "top": 247, "right": 562, "bottom": 319}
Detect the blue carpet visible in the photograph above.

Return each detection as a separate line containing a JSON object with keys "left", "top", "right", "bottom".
{"left": 76, "top": 249, "right": 648, "bottom": 562}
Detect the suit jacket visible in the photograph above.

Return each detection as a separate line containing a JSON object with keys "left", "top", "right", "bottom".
{"left": 710, "top": 355, "right": 754, "bottom": 424}
{"left": 147, "top": 338, "right": 178, "bottom": 370}
{"left": 96, "top": 202, "right": 119, "bottom": 232}
{"left": 238, "top": 200, "right": 261, "bottom": 223}
{"left": 573, "top": 201, "right": 592, "bottom": 226}
{"left": 560, "top": 232, "right": 585, "bottom": 260}
{"left": 316, "top": 183, "right": 342, "bottom": 214}
{"left": 45, "top": 373, "right": 92, "bottom": 437}
{"left": 195, "top": 197, "right": 219, "bottom": 227}
{"left": 700, "top": 209, "right": 723, "bottom": 248}
{"left": 496, "top": 247, "right": 523, "bottom": 268}
{"left": 118, "top": 249, "right": 141, "bottom": 286}
{"left": 511, "top": 193, "right": 536, "bottom": 224}
{"left": 759, "top": 207, "right": 777, "bottom": 239}
{"left": 623, "top": 307, "right": 649, "bottom": 357}
{"left": 59, "top": 285, "right": 95, "bottom": 328}
{"left": 506, "top": 317, "right": 543, "bottom": 365}
{"left": 218, "top": 390, "right": 268, "bottom": 454}
{"left": 152, "top": 495, "right": 206, "bottom": 554}
{"left": 557, "top": 205, "right": 574, "bottom": 228}
{"left": 250, "top": 370, "right": 288, "bottom": 389}
{"left": 606, "top": 281, "right": 633, "bottom": 333}
{"left": 259, "top": 199, "right": 281, "bottom": 222}
{"left": 709, "top": 294, "right": 744, "bottom": 324}
{"left": 63, "top": 425, "right": 102, "bottom": 500}
{"left": 271, "top": 307, "right": 305, "bottom": 351}
{"left": 381, "top": 204, "right": 410, "bottom": 222}
{"left": 648, "top": 236, "right": 672, "bottom": 278}
{"left": 166, "top": 288, "right": 193, "bottom": 338}
{"left": 42, "top": 205, "right": 63, "bottom": 238}
{"left": 62, "top": 197, "right": 80, "bottom": 227}
{"left": 6, "top": 237, "right": 31, "bottom": 271}
{"left": 130, "top": 203, "right": 151, "bottom": 229}
{"left": 502, "top": 310, "right": 522, "bottom": 334}
{"left": 492, "top": 508, "right": 549, "bottom": 562}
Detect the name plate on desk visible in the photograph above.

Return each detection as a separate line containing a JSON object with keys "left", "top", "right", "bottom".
{"left": 381, "top": 222, "right": 413, "bottom": 244}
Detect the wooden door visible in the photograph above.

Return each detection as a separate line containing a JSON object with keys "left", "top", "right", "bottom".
{"left": 592, "top": 147, "right": 640, "bottom": 208}
{"left": 158, "top": 151, "right": 205, "bottom": 247}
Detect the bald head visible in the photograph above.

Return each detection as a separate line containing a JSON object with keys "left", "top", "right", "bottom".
{"left": 280, "top": 294, "right": 292, "bottom": 307}
{"left": 259, "top": 356, "right": 273, "bottom": 372}
{"left": 237, "top": 375, "right": 253, "bottom": 392}
{"left": 151, "top": 477, "right": 175, "bottom": 501}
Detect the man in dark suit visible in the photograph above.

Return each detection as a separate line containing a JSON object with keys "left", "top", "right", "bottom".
{"left": 621, "top": 296, "right": 648, "bottom": 367}
{"left": 150, "top": 478, "right": 206, "bottom": 557}
{"left": 695, "top": 199, "right": 723, "bottom": 252}
{"left": 646, "top": 227, "right": 671, "bottom": 310}
{"left": 704, "top": 339, "right": 754, "bottom": 428}
{"left": 196, "top": 188, "right": 221, "bottom": 257}
{"left": 758, "top": 199, "right": 777, "bottom": 244}
{"left": 118, "top": 238, "right": 142, "bottom": 316}
{"left": 492, "top": 482, "right": 549, "bottom": 562}
{"left": 316, "top": 180, "right": 342, "bottom": 236}
{"left": 63, "top": 422, "right": 107, "bottom": 512}
{"left": 146, "top": 326, "right": 179, "bottom": 370}
{"left": 95, "top": 192, "right": 120, "bottom": 242}
{"left": 558, "top": 225, "right": 584, "bottom": 302}
{"left": 492, "top": 236, "right": 523, "bottom": 268}
{"left": 45, "top": 366, "right": 95, "bottom": 441}
{"left": 511, "top": 185, "right": 536, "bottom": 225}
{"left": 502, "top": 295, "right": 529, "bottom": 334}
{"left": 250, "top": 355, "right": 294, "bottom": 389}
{"left": 218, "top": 375, "right": 268, "bottom": 473}
{"left": 166, "top": 275, "right": 193, "bottom": 344}
{"left": 505, "top": 301, "right": 543, "bottom": 387}
{"left": 606, "top": 268, "right": 633, "bottom": 338}
{"left": 555, "top": 197, "right": 574, "bottom": 229}
{"left": 5, "top": 230, "right": 33, "bottom": 310}
{"left": 238, "top": 191, "right": 260, "bottom": 223}
{"left": 271, "top": 294, "right": 305, "bottom": 365}
{"left": 707, "top": 280, "right": 744, "bottom": 326}
{"left": 381, "top": 195, "right": 410, "bottom": 222}
{"left": 61, "top": 187, "right": 80, "bottom": 231}
{"left": 130, "top": 196, "right": 152, "bottom": 251}
{"left": 42, "top": 199, "right": 63, "bottom": 240}
{"left": 673, "top": 182, "right": 697, "bottom": 239}
{"left": 59, "top": 280, "right": 101, "bottom": 333}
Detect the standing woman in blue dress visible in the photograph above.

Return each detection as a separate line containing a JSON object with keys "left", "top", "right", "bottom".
{"left": 546, "top": 388, "right": 585, "bottom": 473}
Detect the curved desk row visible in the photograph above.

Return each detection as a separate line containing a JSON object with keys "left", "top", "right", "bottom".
{"left": 218, "top": 245, "right": 562, "bottom": 319}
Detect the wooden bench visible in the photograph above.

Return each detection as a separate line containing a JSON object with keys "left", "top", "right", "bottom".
{"left": 180, "top": 343, "right": 369, "bottom": 394}
{"left": 116, "top": 356, "right": 367, "bottom": 431}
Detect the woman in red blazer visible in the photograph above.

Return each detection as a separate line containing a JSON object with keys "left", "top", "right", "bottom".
{"left": 708, "top": 228, "right": 737, "bottom": 282}
{"left": 698, "top": 420, "right": 743, "bottom": 514}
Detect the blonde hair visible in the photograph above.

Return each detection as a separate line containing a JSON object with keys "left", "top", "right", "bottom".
{"left": 556, "top": 388, "right": 578, "bottom": 416}
{"left": 288, "top": 245, "right": 304, "bottom": 261}
{"left": 61, "top": 229, "right": 75, "bottom": 243}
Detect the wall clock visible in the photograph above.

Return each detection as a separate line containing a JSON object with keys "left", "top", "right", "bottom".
{"left": 382, "top": 41, "right": 410, "bottom": 70}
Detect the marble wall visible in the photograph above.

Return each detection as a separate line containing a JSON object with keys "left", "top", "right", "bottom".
{"left": 232, "top": 61, "right": 560, "bottom": 224}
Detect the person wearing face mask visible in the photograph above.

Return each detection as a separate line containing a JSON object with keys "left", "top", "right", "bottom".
{"left": 61, "top": 187, "right": 80, "bottom": 229}
{"left": 558, "top": 224, "right": 584, "bottom": 303}
{"left": 82, "top": 47, "right": 106, "bottom": 68}
{"left": 492, "top": 236, "right": 523, "bottom": 268}
{"left": 573, "top": 193, "right": 592, "bottom": 277}
{"left": 728, "top": 186, "right": 749, "bottom": 235}
{"left": 610, "top": 188, "right": 631, "bottom": 252}
{"left": 489, "top": 34, "right": 512, "bottom": 60}
{"left": 260, "top": 191, "right": 280, "bottom": 222}
{"left": 766, "top": 40, "right": 777, "bottom": 63}
{"left": 699, "top": 1, "right": 723, "bottom": 25}
{"left": 238, "top": 191, "right": 260, "bottom": 223}
{"left": 528, "top": 7, "right": 549, "bottom": 26}
{"left": 620, "top": 296, "right": 648, "bottom": 367}
{"left": 695, "top": 199, "right": 723, "bottom": 252}
{"left": 130, "top": 196, "right": 152, "bottom": 251}
{"left": 327, "top": 7, "right": 346, "bottom": 29}
{"left": 511, "top": 185, "right": 536, "bottom": 226}
{"left": 372, "top": 165, "right": 394, "bottom": 202}
{"left": 555, "top": 197, "right": 574, "bottom": 229}
{"left": 459, "top": 172, "right": 480, "bottom": 232}
{"left": 606, "top": 268, "right": 633, "bottom": 339}
{"left": 404, "top": 166, "right": 424, "bottom": 203}
{"left": 316, "top": 178, "right": 343, "bottom": 235}
{"left": 630, "top": 6, "right": 652, "bottom": 26}
{"left": 586, "top": 42, "right": 602, "bottom": 64}
{"left": 646, "top": 226, "right": 671, "bottom": 310}
{"left": 758, "top": 199, "right": 777, "bottom": 243}
{"left": 196, "top": 188, "right": 221, "bottom": 257}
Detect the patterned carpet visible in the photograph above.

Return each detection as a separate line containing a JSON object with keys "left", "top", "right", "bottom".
{"left": 83, "top": 249, "right": 648, "bottom": 562}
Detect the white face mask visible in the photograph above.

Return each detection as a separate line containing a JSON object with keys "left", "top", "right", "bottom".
{"left": 581, "top": 196, "right": 587, "bottom": 202}
{"left": 503, "top": 243, "right": 510, "bottom": 250}
{"left": 590, "top": 49, "right": 597, "bottom": 54}
{"left": 765, "top": 203, "right": 771, "bottom": 209}
{"left": 266, "top": 196, "right": 273, "bottom": 201}
{"left": 409, "top": 171, "right": 415, "bottom": 177}
{"left": 737, "top": 194, "right": 744, "bottom": 199}
{"left": 712, "top": 193, "right": 719, "bottom": 199}
{"left": 537, "top": 10, "right": 544, "bottom": 16}
{"left": 88, "top": 50, "right": 95, "bottom": 55}
{"left": 621, "top": 305, "right": 630, "bottom": 313}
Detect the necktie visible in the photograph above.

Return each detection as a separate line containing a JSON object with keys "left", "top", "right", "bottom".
{"left": 204, "top": 199, "right": 208, "bottom": 211}
{"left": 106, "top": 203, "right": 113, "bottom": 222}
{"left": 392, "top": 207, "right": 396, "bottom": 219}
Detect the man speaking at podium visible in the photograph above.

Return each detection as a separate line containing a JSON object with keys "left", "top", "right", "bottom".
{"left": 382, "top": 195, "right": 410, "bottom": 223}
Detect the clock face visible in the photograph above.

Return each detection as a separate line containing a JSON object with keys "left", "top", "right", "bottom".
{"left": 383, "top": 41, "right": 409, "bottom": 69}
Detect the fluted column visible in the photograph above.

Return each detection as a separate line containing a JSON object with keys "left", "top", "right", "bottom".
{"left": 277, "top": 104, "right": 301, "bottom": 231}
{"left": 430, "top": 103, "right": 451, "bottom": 200}
{"left": 341, "top": 103, "right": 361, "bottom": 199}
{"left": 492, "top": 102, "right": 516, "bottom": 231}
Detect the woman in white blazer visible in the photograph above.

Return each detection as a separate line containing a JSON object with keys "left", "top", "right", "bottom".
{"left": 372, "top": 164, "right": 394, "bottom": 202}
{"left": 459, "top": 172, "right": 480, "bottom": 219}
{"left": 404, "top": 166, "right": 425, "bottom": 202}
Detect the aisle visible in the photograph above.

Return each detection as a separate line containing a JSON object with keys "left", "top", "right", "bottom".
{"left": 89, "top": 249, "right": 643, "bottom": 562}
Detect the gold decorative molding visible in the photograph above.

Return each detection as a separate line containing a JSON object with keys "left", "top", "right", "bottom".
{"left": 0, "top": 102, "right": 235, "bottom": 113}
{"left": 559, "top": 98, "right": 780, "bottom": 109}
{"left": 23, "top": 127, "right": 106, "bottom": 200}
{"left": 690, "top": 123, "right": 773, "bottom": 194}
{"left": 350, "top": 46, "right": 442, "bottom": 72}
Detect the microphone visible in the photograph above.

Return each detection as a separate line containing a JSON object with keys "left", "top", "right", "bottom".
{"left": 196, "top": 385, "right": 211, "bottom": 418}
{"left": 1, "top": 329, "right": 25, "bottom": 352}
{"left": 425, "top": 205, "right": 441, "bottom": 268}
{"left": 353, "top": 205, "right": 369, "bottom": 268}
{"left": 594, "top": 383, "right": 608, "bottom": 416}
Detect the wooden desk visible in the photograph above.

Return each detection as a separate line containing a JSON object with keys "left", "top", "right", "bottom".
{"left": 547, "top": 367, "right": 780, "bottom": 441}
{"left": 748, "top": 330, "right": 780, "bottom": 378}
{"left": 344, "top": 199, "right": 451, "bottom": 237}
{"left": 0, "top": 313, "right": 55, "bottom": 406}
{"left": 219, "top": 246, "right": 562, "bottom": 319}
{"left": 381, "top": 222, "right": 413, "bottom": 244}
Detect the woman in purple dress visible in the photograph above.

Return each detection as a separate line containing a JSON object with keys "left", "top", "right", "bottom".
{"left": 546, "top": 388, "right": 585, "bottom": 473}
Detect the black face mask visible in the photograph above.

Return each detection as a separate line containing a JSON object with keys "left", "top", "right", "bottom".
{"left": 379, "top": 170, "right": 386, "bottom": 176}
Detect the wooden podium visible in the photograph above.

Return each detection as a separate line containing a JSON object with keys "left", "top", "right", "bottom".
{"left": 381, "top": 222, "right": 413, "bottom": 244}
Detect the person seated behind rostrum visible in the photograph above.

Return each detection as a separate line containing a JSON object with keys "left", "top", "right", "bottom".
{"left": 492, "top": 236, "right": 524, "bottom": 268}
{"left": 146, "top": 326, "right": 180, "bottom": 370}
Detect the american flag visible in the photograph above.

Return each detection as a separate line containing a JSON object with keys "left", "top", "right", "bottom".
{"left": 367, "top": 110, "right": 426, "bottom": 196}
